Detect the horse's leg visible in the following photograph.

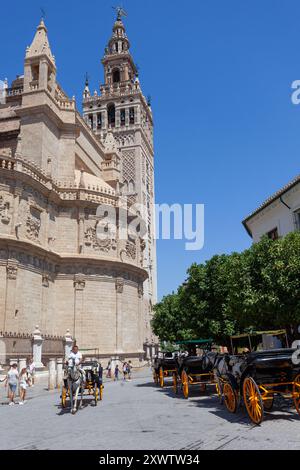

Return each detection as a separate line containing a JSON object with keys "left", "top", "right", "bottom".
{"left": 80, "top": 379, "right": 84, "bottom": 408}
{"left": 73, "top": 382, "right": 80, "bottom": 414}
{"left": 69, "top": 383, "right": 73, "bottom": 413}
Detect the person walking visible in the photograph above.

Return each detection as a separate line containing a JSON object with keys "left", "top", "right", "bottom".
{"left": 127, "top": 361, "right": 132, "bottom": 380}
{"left": 106, "top": 361, "right": 111, "bottom": 378}
{"left": 5, "top": 363, "right": 19, "bottom": 406}
{"left": 19, "top": 368, "right": 29, "bottom": 405}
{"left": 28, "top": 358, "right": 36, "bottom": 387}
{"left": 122, "top": 362, "right": 128, "bottom": 381}
{"left": 114, "top": 364, "right": 119, "bottom": 381}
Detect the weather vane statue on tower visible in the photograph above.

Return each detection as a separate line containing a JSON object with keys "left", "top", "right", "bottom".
{"left": 112, "top": 5, "right": 127, "bottom": 20}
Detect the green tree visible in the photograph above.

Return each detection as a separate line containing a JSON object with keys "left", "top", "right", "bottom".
{"left": 229, "top": 232, "right": 300, "bottom": 342}
{"left": 152, "top": 232, "right": 300, "bottom": 346}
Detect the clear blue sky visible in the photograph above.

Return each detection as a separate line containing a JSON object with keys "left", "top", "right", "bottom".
{"left": 1, "top": 0, "right": 299, "bottom": 299}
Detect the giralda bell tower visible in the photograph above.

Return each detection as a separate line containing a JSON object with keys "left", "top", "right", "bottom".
{"left": 82, "top": 9, "right": 157, "bottom": 349}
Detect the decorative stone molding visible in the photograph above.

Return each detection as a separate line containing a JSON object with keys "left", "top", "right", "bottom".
{"left": 42, "top": 273, "right": 50, "bottom": 287}
{"left": 0, "top": 195, "right": 10, "bottom": 224}
{"left": 74, "top": 274, "right": 85, "bottom": 290}
{"left": 138, "top": 283, "right": 143, "bottom": 298}
{"left": 84, "top": 224, "right": 117, "bottom": 253}
{"left": 6, "top": 260, "right": 18, "bottom": 280}
{"left": 115, "top": 277, "right": 124, "bottom": 293}
{"left": 125, "top": 240, "right": 136, "bottom": 260}
{"left": 26, "top": 214, "right": 41, "bottom": 241}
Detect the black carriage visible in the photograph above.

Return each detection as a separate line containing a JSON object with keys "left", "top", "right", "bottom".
{"left": 173, "top": 339, "right": 220, "bottom": 399}
{"left": 152, "top": 352, "right": 178, "bottom": 388}
{"left": 215, "top": 330, "right": 300, "bottom": 424}
{"left": 61, "top": 360, "right": 103, "bottom": 408}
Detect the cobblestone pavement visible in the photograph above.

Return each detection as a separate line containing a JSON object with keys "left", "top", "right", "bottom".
{"left": 0, "top": 368, "right": 299, "bottom": 450}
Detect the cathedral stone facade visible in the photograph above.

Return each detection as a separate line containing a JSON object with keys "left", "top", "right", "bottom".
{"left": 0, "top": 14, "right": 157, "bottom": 363}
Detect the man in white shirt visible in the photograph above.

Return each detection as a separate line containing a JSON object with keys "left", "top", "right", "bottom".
{"left": 68, "top": 345, "right": 85, "bottom": 382}
{"left": 68, "top": 345, "right": 82, "bottom": 366}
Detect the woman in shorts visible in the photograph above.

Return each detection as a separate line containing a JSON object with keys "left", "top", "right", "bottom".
{"left": 19, "top": 367, "right": 29, "bottom": 405}
{"left": 5, "top": 363, "right": 19, "bottom": 406}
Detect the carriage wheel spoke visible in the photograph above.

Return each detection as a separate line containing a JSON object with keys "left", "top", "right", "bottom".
{"left": 243, "top": 377, "right": 263, "bottom": 425}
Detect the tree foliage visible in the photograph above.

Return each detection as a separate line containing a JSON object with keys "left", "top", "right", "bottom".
{"left": 152, "top": 232, "right": 300, "bottom": 345}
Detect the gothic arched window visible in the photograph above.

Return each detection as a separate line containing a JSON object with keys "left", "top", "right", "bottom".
{"left": 107, "top": 104, "right": 115, "bottom": 127}
{"left": 113, "top": 69, "right": 120, "bottom": 83}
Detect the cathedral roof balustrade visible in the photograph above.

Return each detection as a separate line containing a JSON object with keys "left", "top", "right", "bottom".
{"left": 0, "top": 153, "right": 118, "bottom": 206}
{"left": 56, "top": 96, "right": 75, "bottom": 110}
{"left": 6, "top": 86, "right": 23, "bottom": 97}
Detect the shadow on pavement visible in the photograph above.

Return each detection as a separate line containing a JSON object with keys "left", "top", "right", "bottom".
{"left": 138, "top": 379, "right": 300, "bottom": 426}
{"left": 55, "top": 396, "right": 99, "bottom": 416}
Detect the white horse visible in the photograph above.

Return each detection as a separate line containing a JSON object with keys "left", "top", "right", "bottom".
{"left": 67, "top": 358, "right": 84, "bottom": 414}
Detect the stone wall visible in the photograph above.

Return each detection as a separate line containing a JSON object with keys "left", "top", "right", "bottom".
{"left": 0, "top": 242, "right": 146, "bottom": 359}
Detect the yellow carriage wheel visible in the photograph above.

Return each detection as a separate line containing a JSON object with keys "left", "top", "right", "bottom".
{"left": 173, "top": 372, "right": 178, "bottom": 394}
{"left": 99, "top": 384, "right": 104, "bottom": 401}
{"left": 159, "top": 367, "right": 164, "bottom": 388}
{"left": 61, "top": 386, "right": 67, "bottom": 408}
{"left": 293, "top": 374, "right": 300, "bottom": 416}
{"left": 243, "top": 377, "right": 264, "bottom": 425}
{"left": 223, "top": 382, "right": 237, "bottom": 413}
{"left": 181, "top": 370, "right": 189, "bottom": 399}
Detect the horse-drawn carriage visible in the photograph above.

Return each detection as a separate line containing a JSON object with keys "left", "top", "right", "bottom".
{"left": 152, "top": 352, "right": 178, "bottom": 388}
{"left": 61, "top": 360, "right": 103, "bottom": 414}
{"left": 215, "top": 330, "right": 300, "bottom": 424}
{"left": 173, "top": 339, "right": 220, "bottom": 399}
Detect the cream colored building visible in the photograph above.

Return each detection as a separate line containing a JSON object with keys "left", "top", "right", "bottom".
{"left": 243, "top": 174, "right": 300, "bottom": 241}
{"left": 0, "top": 14, "right": 157, "bottom": 363}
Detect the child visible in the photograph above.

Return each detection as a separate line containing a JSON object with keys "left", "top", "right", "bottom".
{"left": 5, "top": 363, "right": 19, "bottom": 406}
{"left": 19, "top": 368, "right": 29, "bottom": 405}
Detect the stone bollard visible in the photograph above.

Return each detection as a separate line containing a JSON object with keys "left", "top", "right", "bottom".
{"left": 18, "top": 358, "right": 27, "bottom": 373}
{"left": 48, "top": 358, "right": 56, "bottom": 390}
{"left": 32, "top": 325, "right": 44, "bottom": 370}
{"left": 64, "top": 329, "right": 73, "bottom": 360}
{"left": 56, "top": 358, "right": 63, "bottom": 389}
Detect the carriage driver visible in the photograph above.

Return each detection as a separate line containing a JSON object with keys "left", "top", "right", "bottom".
{"left": 68, "top": 344, "right": 82, "bottom": 365}
{"left": 67, "top": 345, "right": 86, "bottom": 382}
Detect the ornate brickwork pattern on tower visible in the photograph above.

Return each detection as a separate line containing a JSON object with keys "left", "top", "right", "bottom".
{"left": 122, "top": 149, "right": 136, "bottom": 183}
